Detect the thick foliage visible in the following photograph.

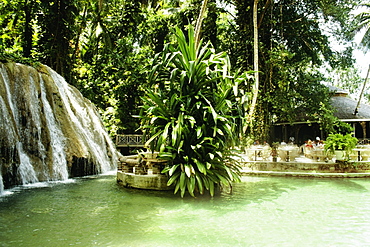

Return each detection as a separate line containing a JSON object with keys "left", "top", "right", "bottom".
{"left": 0, "top": 0, "right": 364, "bottom": 138}
{"left": 353, "top": 3, "right": 370, "bottom": 49}
{"left": 140, "top": 26, "right": 249, "bottom": 197}
{"left": 225, "top": 0, "right": 361, "bottom": 141}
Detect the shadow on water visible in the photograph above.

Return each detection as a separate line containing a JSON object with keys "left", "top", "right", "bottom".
{"left": 2, "top": 174, "right": 368, "bottom": 207}
{"left": 113, "top": 176, "right": 291, "bottom": 203}
{"left": 328, "top": 178, "right": 369, "bottom": 192}
{"left": 113, "top": 175, "right": 348, "bottom": 203}
{"left": 111, "top": 176, "right": 319, "bottom": 216}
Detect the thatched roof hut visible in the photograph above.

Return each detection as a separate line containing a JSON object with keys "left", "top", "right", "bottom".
{"left": 328, "top": 85, "right": 370, "bottom": 121}
{"left": 273, "top": 85, "right": 370, "bottom": 144}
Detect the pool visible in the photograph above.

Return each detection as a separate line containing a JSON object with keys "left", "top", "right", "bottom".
{"left": 1, "top": 174, "right": 369, "bottom": 246}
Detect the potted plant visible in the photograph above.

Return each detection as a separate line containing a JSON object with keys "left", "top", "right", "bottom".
{"left": 271, "top": 142, "right": 279, "bottom": 162}
{"left": 324, "top": 133, "right": 358, "bottom": 161}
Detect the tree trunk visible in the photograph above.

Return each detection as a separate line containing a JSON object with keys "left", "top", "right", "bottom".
{"left": 23, "top": 0, "right": 33, "bottom": 57}
{"left": 246, "top": 0, "right": 259, "bottom": 129}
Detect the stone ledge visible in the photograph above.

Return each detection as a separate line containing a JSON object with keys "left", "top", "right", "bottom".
{"left": 117, "top": 171, "right": 172, "bottom": 190}
{"left": 241, "top": 170, "right": 370, "bottom": 178}
{"left": 241, "top": 160, "right": 370, "bottom": 173}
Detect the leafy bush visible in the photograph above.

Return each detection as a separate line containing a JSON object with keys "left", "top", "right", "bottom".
{"left": 324, "top": 133, "right": 358, "bottom": 158}
{"left": 139, "top": 25, "right": 249, "bottom": 197}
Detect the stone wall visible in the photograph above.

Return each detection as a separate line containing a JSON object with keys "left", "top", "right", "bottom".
{"left": 117, "top": 171, "right": 171, "bottom": 190}
{"left": 241, "top": 160, "right": 370, "bottom": 177}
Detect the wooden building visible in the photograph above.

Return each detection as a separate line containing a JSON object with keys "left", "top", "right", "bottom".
{"left": 273, "top": 85, "right": 370, "bottom": 144}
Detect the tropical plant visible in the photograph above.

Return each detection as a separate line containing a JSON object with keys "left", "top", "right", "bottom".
{"left": 353, "top": 2, "right": 370, "bottom": 49}
{"left": 139, "top": 25, "right": 250, "bottom": 197}
{"left": 318, "top": 102, "right": 354, "bottom": 135}
{"left": 0, "top": 0, "right": 364, "bottom": 140}
{"left": 228, "top": 0, "right": 360, "bottom": 141}
{"left": 324, "top": 133, "right": 358, "bottom": 158}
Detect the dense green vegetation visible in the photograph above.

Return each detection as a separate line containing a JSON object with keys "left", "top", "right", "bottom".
{"left": 353, "top": 2, "right": 370, "bottom": 49}
{"left": 1, "top": 0, "right": 367, "bottom": 136}
{"left": 1, "top": 0, "right": 368, "bottom": 195}
{"left": 140, "top": 26, "right": 246, "bottom": 196}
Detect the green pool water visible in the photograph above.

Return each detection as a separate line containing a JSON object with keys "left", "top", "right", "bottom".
{"left": 1, "top": 174, "right": 370, "bottom": 246}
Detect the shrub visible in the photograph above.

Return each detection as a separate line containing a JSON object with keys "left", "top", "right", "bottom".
{"left": 139, "top": 26, "right": 249, "bottom": 197}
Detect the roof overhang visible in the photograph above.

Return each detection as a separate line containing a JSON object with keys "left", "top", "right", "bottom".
{"left": 274, "top": 121, "right": 319, "bottom": 126}
{"left": 274, "top": 118, "right": 370, "bottom": 126}
{"left": 339, "top": 119, "right": 370, "bottom": 122}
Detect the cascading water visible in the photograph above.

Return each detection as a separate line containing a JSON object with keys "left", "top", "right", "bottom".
{"left": 47, "top": 68, "right": 115, "bottom": 174}
{"left": 0, "top": 174, "right": 3, "bottom": 193}
{"left": 16, "top": 142, "right": 39, "bottom": 184}
{"left": 0, "top": 62, "right": 118, "bottom": 193}
{"left": 39, "top": 73, "right": 68, "bottom": 181}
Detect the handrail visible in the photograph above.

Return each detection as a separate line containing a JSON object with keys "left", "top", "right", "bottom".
{"left": 116, "top": 134, "right": 146, "bottom": 147}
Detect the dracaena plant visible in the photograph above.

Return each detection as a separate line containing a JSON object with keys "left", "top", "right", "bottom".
{"left": 139, "top": 25, "right": 250, "bottom": 197}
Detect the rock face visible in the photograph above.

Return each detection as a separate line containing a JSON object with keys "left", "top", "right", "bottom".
{"left": 0, "top": 62, "right": 118, "bottom": 191}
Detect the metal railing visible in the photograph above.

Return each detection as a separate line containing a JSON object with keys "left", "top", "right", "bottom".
{"left": 116, "top": 134, "right": 146, "bottom": 147}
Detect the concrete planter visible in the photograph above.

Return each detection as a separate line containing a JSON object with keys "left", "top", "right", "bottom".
{"left": 140, "top": 152, "right": 159, "bottom": 159}
{"left": 117, "top": 171, "right": 172, "bottom": 190}
{"left": 335, "top": 150, "right": 345, "bottom": 161}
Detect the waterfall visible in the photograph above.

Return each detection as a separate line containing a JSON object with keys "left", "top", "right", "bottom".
{"left": 47, "top": 68, "right": 114, "bottom": 174}
{"left": 16, "top": 142, "right": 39, "bottom": 184}
{"left": 0, "top": 175, "right": 3, "bottom": 194}
{"left": 0, "top": 62, "right": 118, "bottom": 193}
{"left": 39, "top": 73, "right": 68, "bottom": 181}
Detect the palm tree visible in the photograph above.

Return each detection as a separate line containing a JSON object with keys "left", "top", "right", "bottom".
{"left": 353, "top": 3, "right": 370, "bottom": 49}
{"left": 247, "top": 0, "right": 259, "bottom": 132}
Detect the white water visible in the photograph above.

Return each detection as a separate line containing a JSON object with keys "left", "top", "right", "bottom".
{"left": 39, "top": 74, "right": 68, "bottom": 180}
{"left": 0, "top": 63, "right": 118, "bottom": 193}
{"left": 47, "top": 67, "right": 116, "bottom": 174}
{"left": 0, "top": 175, "right": 3, "bottom": 195}
{"left": 27, "top": 73, "right": 48, "bottom": 179}
{"left": 0, "top": 65, "right": 18, "bottom": 146}
{"left": 16, "top": 142, "right": 39, "bottom": 185}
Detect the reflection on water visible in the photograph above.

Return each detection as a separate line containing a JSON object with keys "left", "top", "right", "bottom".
{"left": 1, "top": 175, "right": 370, "bottom": 246}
